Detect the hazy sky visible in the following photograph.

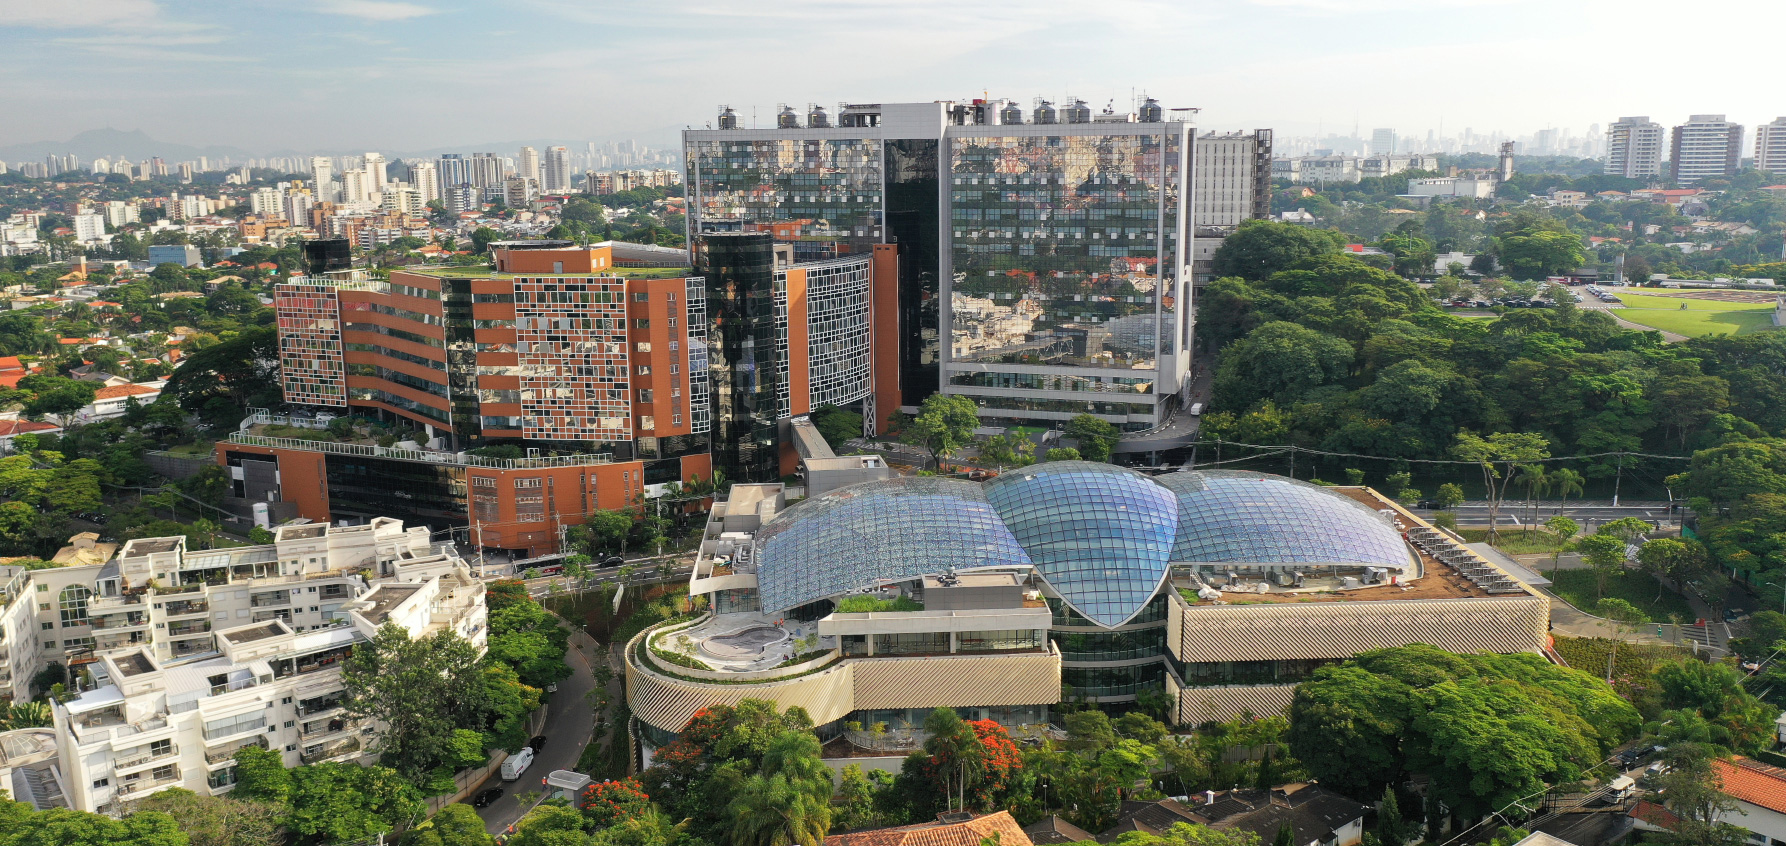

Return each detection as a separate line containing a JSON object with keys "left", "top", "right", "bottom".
{"left": 3, "top": 0, "right": 1782, "bottom": 153}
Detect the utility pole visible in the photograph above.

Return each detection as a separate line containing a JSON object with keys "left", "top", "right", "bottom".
{"left": 1612, "top": 452, "right": 1624, "bottom": 507}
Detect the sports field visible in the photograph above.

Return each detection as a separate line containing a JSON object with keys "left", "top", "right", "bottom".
{"left": 1611, "top": 291, "right": 1779, "bottom": 336}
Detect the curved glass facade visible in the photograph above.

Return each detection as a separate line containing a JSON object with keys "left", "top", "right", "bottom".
{"left": 754, "top": 477, "right": 1033, "bottom": 614}
{"left": 749, "top": 465, "right": 1415, "bottom": 628}
{"left": 1154, "top": 470, "right": 1410, "bottom": 568}
{"left": 985, "top": 462, "right": 1177, "bottom": 628}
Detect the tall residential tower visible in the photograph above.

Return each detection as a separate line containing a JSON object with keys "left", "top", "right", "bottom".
{"left": 1605, "top": 116, "right": 1665, "bottom": 178}
{"left": 1670, "top": 115, "right": 1743, "bottom": 185}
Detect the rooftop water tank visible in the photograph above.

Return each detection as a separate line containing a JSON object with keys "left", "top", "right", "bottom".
{"left": 1063, "top": 99, "right": 1091, "bottom": 124}
{"left": 1138, "top": 98, "right": 1163, "bottom": 123}
{"left": 808, "top": 105, "right": 830, "bottom": 128}
{"left": 1000, "top": 101, "right": 1024, "bottom": 125}
{"left": 777, "top": 106, "right": 799, "bottom": 129}
{"left": 718, "top": 107, "right": 739, "bottom": 129}
{"left": 1033, "top": 100, "right": 1057, "bottom": 125}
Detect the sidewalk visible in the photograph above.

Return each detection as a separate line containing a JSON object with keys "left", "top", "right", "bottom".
{"left": 1516, "top": 552, "right": 1729, "bottom": 652}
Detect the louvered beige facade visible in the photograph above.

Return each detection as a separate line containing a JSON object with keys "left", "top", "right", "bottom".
{"left": 1166, "top": 593, "right": 1548, "bottom": 664}
{"left": 1166, "top": 676, "right": 1298, "bottom": 726}
{"left": 1163, "top": 592, "right": 1548, "bottom": 724}
{"left": 626, "top": 623, "right": 1063, "bottom": 734}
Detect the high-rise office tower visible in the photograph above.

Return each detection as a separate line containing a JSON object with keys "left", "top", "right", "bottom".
{"left": 1669, "top": 115, "right": 1743, "bottom": 185}
{"left": 1371, "top": 128, "right": 1396, "bottom": 155}
{"left": 1194, "top": 129, "right": 1272, "bottom": 229}
{"left": 1605, "top": 117, "right": 1665, "bottom": 178}
{"left": 686, "top": 96, "right": 1195, "bottom": 436}
{"left": 542, "top": 146, "right": 571, "bottom": 193}
{"left": 518, "top": 146, "right": 541, "bottom": 184}
{"left": 363, "top": 152, "right": 388, "bottom": 200}
{"left": 1758, "top": 117, "right": 1786, "bottom": 174}
{"left": 410, "top": 160, "right": 439, "bottom": 205}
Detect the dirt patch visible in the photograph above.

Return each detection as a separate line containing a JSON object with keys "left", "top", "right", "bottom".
{"left": 1648, "top": 290, "right": 1778, "bottom": 303}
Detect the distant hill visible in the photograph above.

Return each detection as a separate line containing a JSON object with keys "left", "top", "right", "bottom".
{"left": 0, "top": 128, "right": 253, "bottom": 164}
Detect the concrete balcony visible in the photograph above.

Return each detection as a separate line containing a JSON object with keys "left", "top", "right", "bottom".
{"left": 203, "top": 736, "right": 267, "bottom": 765}
{"left": 114, "top": 769, "right": 182, "bottom": 797}
{"left": 300, "top": 737, "right": 360, "bottom": 765}
{"left": 113, "top": 743, "right": 178, "bottom": 772}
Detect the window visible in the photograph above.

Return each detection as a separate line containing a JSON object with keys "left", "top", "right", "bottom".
{"left": 633, "top": 319, "right": 650, "bottom": 330}
{"left": 41, "top": 623, "right": 51, "bottom": 631}
{"left": 59, "top": 585, "right": 91, "bottom": 627}
{"left": 636, "top": 365, "right": 651, "bottom": 375}
{"left": 633, "top": 292, "right": 649, "bottom": 302}
{"left": 637, "top": 389, "right": 653, "bottom": 403}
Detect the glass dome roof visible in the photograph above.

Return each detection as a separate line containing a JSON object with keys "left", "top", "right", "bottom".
{"left": 749, "top": 464, "right": 1412, "bottom": 627}
{"left": 1154, "top": 470, "right": 1410, "bottom": 569}
{"left": 984, "top": 462, "right": 1179, "bottom": 628}
{"left": 753, "top": 476, "right": 1033, "bottom": 615}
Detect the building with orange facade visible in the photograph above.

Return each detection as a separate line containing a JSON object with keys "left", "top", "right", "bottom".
{"left": 225, "top": 238, "right": 899, "bottom": 557}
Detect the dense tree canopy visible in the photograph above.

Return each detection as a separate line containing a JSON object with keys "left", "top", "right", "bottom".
{"left": 1287, "top": 644, "right": 1639, "bottom": 818}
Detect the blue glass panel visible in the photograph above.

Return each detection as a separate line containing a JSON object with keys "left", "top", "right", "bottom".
{"left": 754, "top": 477, "right": 1033, "bottom": 614}
{"left": 984, "top": 462, "right": 1178, "bottom": 628}
{"left": 1155, "top": 470, "right": 1410, "bottom": 568}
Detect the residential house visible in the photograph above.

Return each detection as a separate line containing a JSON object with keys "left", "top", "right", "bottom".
{"left": 828, "top": 811, "right": 1033, "bottom": 846}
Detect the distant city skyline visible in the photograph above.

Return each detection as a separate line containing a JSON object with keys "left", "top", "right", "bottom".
{"left": 2, "top": 0, "right": 1779, "bottom": 154}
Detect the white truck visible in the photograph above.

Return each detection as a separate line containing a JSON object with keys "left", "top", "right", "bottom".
{"left": 1189, "top": 402, "right": 1204, "bottom": 416}
{"left": 500, "top": 746, "right": 535, "bottom": 781}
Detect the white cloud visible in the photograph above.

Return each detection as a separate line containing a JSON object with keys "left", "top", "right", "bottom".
{"left": 314, "top": 0, "right": 439, "bottom": 20}
{"left": 0, "top": 0, "right": 163, "bottom": 27}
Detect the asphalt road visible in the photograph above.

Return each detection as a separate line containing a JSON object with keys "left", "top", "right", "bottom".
{"left": 476, "top": 621, "right": 598, "bottom": 836}
{"left": 1407, "top": 500, "right": 1680, "bottom": 529}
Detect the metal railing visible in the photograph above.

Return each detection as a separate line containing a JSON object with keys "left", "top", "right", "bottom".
{"left": 113, "top": 744, "right": 178, "bottom": 771}
{"left": 202, "top": 717, "right": 265, "bottom": 742}
{"left": 249, "top": 593, "right": 291, "bottom": 607}
{"left": 163, "top": 601, "right": 209, "bottom": 617}
{"left": 300, "top": 738, "right": 360, "bottom": 765}
{"left": 296, "top": 697, "right": 347, "bottom": 717}
{"left": 115, "top": 770, "right": 182, "bottom": 796}
{"left": 204, "top": 737, "right": 266, "bottom": 765}
{"left": 90, "top": 615, "right": 148, "bottom": 631}
{"left": 224, "top": 430, "right": 615, "bottom": 469}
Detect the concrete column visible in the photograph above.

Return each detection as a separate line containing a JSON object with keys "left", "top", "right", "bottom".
{"left": 949, "top": 632, "right": 958, "bottom": 653}
{"left": 866, "top": 634, "right": 875, "bottom": 657}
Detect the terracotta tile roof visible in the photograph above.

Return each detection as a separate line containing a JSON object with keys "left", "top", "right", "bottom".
{"left": 0, "top": 356, "right": 22, "bottom": 371}
{"left": 824, "top": 812, "right": 1032, "bottom": 846}
{"left": 1715, "top": 757, "right": 1786, "bottom": 815}
{"left": 57, "top": 338, "right": 93, "bottom": 345}
{"left": 1629, "top": 800, "right": 1680, "bottom": 830}
{"left": 93, "top": 384, "right": 160, "bottom": 400}
{"left": 0, "top": 420, "right": 60, "bottom": 437}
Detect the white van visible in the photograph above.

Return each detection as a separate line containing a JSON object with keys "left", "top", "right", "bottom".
{"left": 1189, "top": 403, "right": 1204, "bottom": 416}
{"left": 500, "top": 746, "right": 535, "bottom": 781}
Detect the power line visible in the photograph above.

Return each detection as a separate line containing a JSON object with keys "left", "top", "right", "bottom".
{"left": 1181, "top": 439, "right": 1694, "bottom": 467}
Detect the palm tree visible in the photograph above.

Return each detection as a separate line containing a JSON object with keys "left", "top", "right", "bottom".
{"left": 1516, "top": 464, "right": 1549, "bottom": 537}
{"left": 1550, "top": 467, "right": 1585, "bottom": 517}
{"left": 727, "top": 733, "right": 834, "bottom": 846}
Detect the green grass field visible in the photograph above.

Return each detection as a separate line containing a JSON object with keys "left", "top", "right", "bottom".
{"left": 1613, "top": 292, "right": 1774, "bottom": 310}
{"left": 1550, "top": 568, "right": 1696, "bottom": 622}
{"left": 1613, "top": 306, "right": 1778, "bottom": 336}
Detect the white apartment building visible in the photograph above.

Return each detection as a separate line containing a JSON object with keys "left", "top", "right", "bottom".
{"left": 409, "top": 161, "right": 439, "bottom": 206}
{"left": 102, "top": 201, "right": 139, "bottom": 229}
{"left": 249, "top": 188, "right": 284, "bottom": 217}
{"left": 72, "top": 213, "right": 106, "bottom": 243}
{"left": 1194, "top": 130, "right": 1272, "bottom": 230}
{"left": 1406, "top": 177, "right": 1496, "bottom": 199}
{"left": 0, "top": 519, "right": 489, "bottom": 815}
{"left": 1754, "top": 117, "right": 1786, "bottom": 174}
{"left": 543, "top": 146, "right": 571, "bottom": 193}
{"left": 1671, "top": 115, "right": 1743, "bottom": 185}
{"left": 1605, "top": 117, "right": 1665, "bottom": 178}
{"left": 518, "top": 147, "right": 541, "bottom": 186}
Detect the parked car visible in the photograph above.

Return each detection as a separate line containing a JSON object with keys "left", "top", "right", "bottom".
{"left": 472, "top": 786, "right": 504, "bottom": 807}
{"left": 599, "top": 555, "right": 624, "bottom": 568}
{"left": 528, "top": 735, "right": 547, "bottom": 753}
{"left": 1415, "top": 500, "right": 1439, "bottom": 509}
